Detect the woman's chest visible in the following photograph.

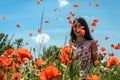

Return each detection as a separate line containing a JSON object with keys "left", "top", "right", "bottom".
{"left": 73, "top": 42, "right": 92, "bottom": 58}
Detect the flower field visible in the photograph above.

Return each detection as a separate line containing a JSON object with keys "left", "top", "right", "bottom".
{"left": 0, "top": 34, "right": 120, "bottom": 80}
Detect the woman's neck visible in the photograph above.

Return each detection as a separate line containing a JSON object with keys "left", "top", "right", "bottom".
{"left": 76, "top": 36, "right": 86, "bottom": 43}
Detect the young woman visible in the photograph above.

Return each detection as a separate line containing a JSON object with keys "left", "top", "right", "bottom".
{"left": 70, "top": 17, "right": 102, "bottom": 76}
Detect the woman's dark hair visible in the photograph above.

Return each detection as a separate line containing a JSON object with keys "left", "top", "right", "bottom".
{"left": 70, "top": 17, "right": 93, "bottom": 43}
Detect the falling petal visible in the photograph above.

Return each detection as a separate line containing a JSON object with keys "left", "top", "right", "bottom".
{"left": 55, "top": 18, "right": 59, "bottom": 20}
{"left": 105, "top": 36, "right": 109, "bottom": 40}
{"left": 73, "top": 4, "right": 80, "bottom": 8}
{"left": 45, "top": 20, "right": 50, "bottom": 23}
{"left": 29, "top": 33, "right": 33, "bottom": 36}
{"left": 54, "top": 8, "right": 58, "bottom": 11}
{"left": 71, "top": 24, "right": 75, "bottom": 28}
{"left": 16, "top": 24, "right": 20, "bottom": 28}
{"left": 77, "top": 28, "right": 85, "bottom": 36}
{"left": 109, "top": 52, "right": 114, "bottom": 57}
{"left": 25, "top": 42, "right": 29, "bottom": 45}
{"left": 37, "top": 0, "right": 41, "bottom": 5}
{"left": 69, "top": 19, "right": 73, "bottom": 24}
{"left": 96, "top": 43, "right": 100, "bottom": 46}
{"left": 69, "top": 11, "right": 75, "bottom": 17}
{"left": 80, "top": 26, "right": 84, "bottom": 29}
{"left": 90, "top": 29, "right": 94, "bottom": 33}
{"left": 103, "top": 51, "right": 106, "bottom": 55}
{"left": 100, "top": 47, "right": 106, "bottom": 51}
{"left": 88, "top": 2, "right": 91, "bottom": 6}
{"left": 94, "top": 3, "right": 99, "bottom": 7}
{"left": 38, "top": 28, "right": 41, "bottom": 33}
{"left": 111, "top": 44, "right": 120, "bottom": 50}
{"left": 71, "top": 13, "right": 75, "bottom": 17}
{"left": 93, "top": 19, "right": 99, "bottom": 23}
{"left": 67, "top": 16, "right": 71, "bottom": 20}
{"left": 93, "top": 40, "right": 99, "bottom": 44}
{"left": 91, "top": 22, "right": 96, "bottom": 26}
{"left": 2, "top": 16, "right": 6, "bottom": 20}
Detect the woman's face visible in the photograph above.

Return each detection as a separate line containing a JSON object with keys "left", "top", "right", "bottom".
{"left": 73, "top": 21, "right": 83, "bottom": 36}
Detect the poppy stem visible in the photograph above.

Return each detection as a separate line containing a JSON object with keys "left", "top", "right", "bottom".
{"left": 40, "top": 9, "right": 44, "bottom": 33}
{"left": 64, "top": 36, "right": 67, "bottom": 46}
{"left": 8, "top": 34, "right": 14, "bottom": 45}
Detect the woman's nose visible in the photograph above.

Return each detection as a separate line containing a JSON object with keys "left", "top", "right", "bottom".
{"left": 75, "top": 26, "right": 79, "bottom": 29}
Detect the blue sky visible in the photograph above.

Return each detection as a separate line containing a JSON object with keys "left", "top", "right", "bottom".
{"left": 0, "top": 0, "right": 120, "bottom": 57}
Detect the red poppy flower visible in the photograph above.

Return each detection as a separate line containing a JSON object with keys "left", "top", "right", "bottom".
{"left": 94, "top": 60, "right": 100, "bottom": 65}
{"left": 91, "top": 75, "right": 99, "bottom": 80}
{"left": 34, "top": 59, "right": 46, "bottom": 68}
{"left": 4, "top": 49, "right": 14, "bottom": 57}
{"left": 2, "top": 58, "right": 13, "bottom": 67}
{"left": 15, "top": 48, "right": 32, "bottom": 60}
{"left": 12, "top": 72, "right": 21, "bottom": 80}
{"left": 107, "top": 57, "right": 119, "bottom": 68}
{"left": 2, "top": 73, "right": 7, "bottom": 80}
{"left": 60, "top": 46, "right": 73, "bottom": 55}
{"left": 59, "top": 54, "right": 69, "bottom": 65}
{"left": 39, "top": 65, "right": 62, "bottom": 80}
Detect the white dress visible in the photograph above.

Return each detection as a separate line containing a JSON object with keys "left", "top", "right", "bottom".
{"left": 72, "top": 40, "right": 93, "bottom": 74}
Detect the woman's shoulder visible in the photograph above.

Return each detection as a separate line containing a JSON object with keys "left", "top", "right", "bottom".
{"left": 82, "top": 40, "right": 98, "bottom": 50}
{"left": 88, "top": 40, "right": 98, "bottom": 50}
{"left": 86, "top": 40, "right": 94, "bottom": 43}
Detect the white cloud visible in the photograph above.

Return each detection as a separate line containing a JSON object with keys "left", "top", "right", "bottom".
{"left": 32, "top": 33, "right": 50, "bottom": 44}
{"left": 58, "top": 0, "right": 69, "bottom": 7}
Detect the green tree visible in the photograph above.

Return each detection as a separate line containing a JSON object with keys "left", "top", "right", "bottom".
{"left": 0, "top": 33, "right": 13, "bottom": 55}
{"left": 0, "top": 33, "right": 24, "bottom": 55}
